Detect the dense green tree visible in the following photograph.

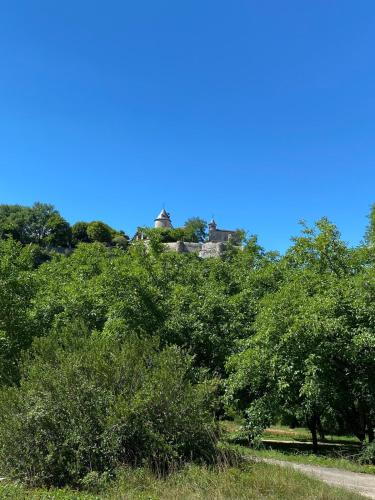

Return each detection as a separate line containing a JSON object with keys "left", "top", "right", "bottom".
{"left": 24, "top": 202, "right": 58, "bottom": 244}
{"left": 0, "top": 204, "right": 30, "bottom": 241}
{"left": 0, "top": 200, "right": 374, "bottom": 485}
{"left": 87, "top": 221, "right": 114, "bottom": 243}
{"left": 226, "top": 219, "right": 375, "bottom": 451}
{"left": 0, "top": 239, "right": 36, "bottom": 384}
{"left": 365, "top": 203, "right": 375, "bottom": 247}
{"left": 44, "top": 213, "right": 72, "bottom": 247}
{"left": 71, "top": 221, "right": 90, "bottom": 244}
{"left": 137, "top": 226, "right": 186, "bottom": 243}
{"left": 183, "top": 217, "right": 207, "bottom": 242}
{"left": 0, "top": 203, "right": 71, "bottom": 247}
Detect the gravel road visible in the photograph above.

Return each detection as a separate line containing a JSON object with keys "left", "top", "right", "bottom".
{"left": 263, "top": 458, "right": 375, "bottom": 499}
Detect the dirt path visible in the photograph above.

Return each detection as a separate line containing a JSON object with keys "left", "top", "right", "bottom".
{"left": 262, "top": 458, "right": 375, "bottom": 499}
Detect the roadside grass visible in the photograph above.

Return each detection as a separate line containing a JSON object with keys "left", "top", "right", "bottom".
{"left": 237, "top": 446, "right": 375, "bottom": 475}
{"left": 220, "top": 420, "right": 375, "bottom": 475}
{"left": 106, "top": 462, "right": 363, "bottom": 499}
{"left": 0, "top": 481, "right": 99, "bottom": 499}
{"left": 0, "top": 462, "right": 364, "bottom": 499}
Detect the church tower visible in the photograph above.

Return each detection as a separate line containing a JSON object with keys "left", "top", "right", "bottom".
{"left": 154, "top": 209, "right": 172, "bottom": 228}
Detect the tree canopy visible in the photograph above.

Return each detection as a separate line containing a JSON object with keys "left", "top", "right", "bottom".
{"left": 0, "top": 202, "right": 375, "bottom": 486}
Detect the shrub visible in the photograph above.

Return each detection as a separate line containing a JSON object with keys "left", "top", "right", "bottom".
{"left": 358, "top": 442, "right": 375, "bottom": 464}
{"left": 0, "top": 326, "right": 218, "bottom": 487}
{"left": 111, "top": 234, "right": 128, "bottom": 249}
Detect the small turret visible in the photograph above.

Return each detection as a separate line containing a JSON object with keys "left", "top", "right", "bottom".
{"left": 208, "top": 218, "right": 217, "bottom": 241}
{"left": 154, "top": 208, "right": 172, "bottom": 228}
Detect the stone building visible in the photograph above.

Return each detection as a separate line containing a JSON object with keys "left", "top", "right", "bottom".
{"left": 154, "top": 209, "right": 172, "bottom": 228}
{"left": 134, "top": 209, "right": 240, "bottom": 258}
{"left": 153, "top": 209, "right": 239, "bottom": 243}
{"left": 208, "top": 219, "right": 240, "bottom": 243}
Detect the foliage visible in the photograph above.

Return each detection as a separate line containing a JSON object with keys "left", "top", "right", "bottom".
{"left": 137, "top": 220, "right": 207, "bottom": 244}
{"left": 111, "top": 234, "right": 129, "bottom": 249}
{"left": 86, "top": 221, "right": 114, "bottom": 243}
{"left": 0, "top": 203, "right": 128, "bottom": 249}
{"left": 0, "top": 203, "right": 71, "bottom": 247}
{"left": 0, "top": 326, "right": 218, "bottom": 487}
{"left": 136, "top": 226, "right": 186, "bottom": 243}
{"left": 183, "top": 217, "right": 207, "bottom": 242}
{"left": 359, "top": 442, "right": 375, "bottom": 465}
{"left": 0, "top": 461, "right": 363, "bottom": 499}
{"left": 72, "top": 221, "right": 90, "bottom": 244}
{"left": 0, "top": 238, "right": 36, "bottom": 384}
{"left": 1, "top": 200, "right": 375, "bottom": 487}
{"left": 106, "top": 461, "right": 362, "bottom": 500}
{"left": 365, "top": 203, "right": 375, "bottom": 247}
{"left": 226, "top": 219, "right": 375, "bottom": 450}
{"left": 44, "top": 213, "right": 72, "bottom": 246}
{"left": 239, "top": 446, "right": 375, "bottom": 475}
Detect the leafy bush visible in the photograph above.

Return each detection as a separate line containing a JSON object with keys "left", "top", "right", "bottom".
{"left": 111, "top": 234, "right": 128, "bottom": 249}
{"left": 358, "top": 442, "right": 375, "bottom": 464}
{"left": 0, "top": 326, "right": 218, "bottom": 487}
{"left": 136, "top": 226, "right": 198, "bottom": 243}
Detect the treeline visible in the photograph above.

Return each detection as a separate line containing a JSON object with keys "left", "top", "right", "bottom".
{"left": 0, "top": 203, "right": 375, "bottom": 488}
{"left": 0, "top": 202, "right": 128, "bottom": 248}
{"left": 136, "top": 218, "right": 243, "bottom": 243}
{"left": 136, "top": 218, "right": 207, "bottom": 243}
{"left": 0, "top": 204, "right": 237, "bottom": 248}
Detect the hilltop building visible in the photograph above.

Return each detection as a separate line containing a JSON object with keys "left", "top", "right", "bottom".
{"left": 154, "top": 209, "right": 172, "bottom": 228}
{"left": 152, "top": 209, "right": 239, "bottom": 243}
{"left": 208, "top": 219, "right": 239, "bottom": 243}
{"left": 135, "top": 209, "right": 241, "bottom": 258}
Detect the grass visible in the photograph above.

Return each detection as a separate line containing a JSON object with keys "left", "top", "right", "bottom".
{"left": 106, "top": 462, "right": 364, "bottom": 499}
{"left": 0, "top": 462, "right": 365, "bottom": 499}
{"left": 221, "top": 421, "right": 361, "bottom": 445}
{"left": 0, "top": 423, "right": 371, "bottom": 498}
{"left": 262, "top": 425, "right": 361, "bottom": 445}
{"left": 0, "top": 480, "right": 99, "bottom": 499}
{"left": 239, "top": 446, "right": 375, "bottom": 474}
{"left": 220, "top": 420, "right": 375, "bottom": 475}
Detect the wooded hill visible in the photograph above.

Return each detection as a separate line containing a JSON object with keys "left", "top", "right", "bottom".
{"left": 0, "top": 201, "right": 375, "bottom": 488}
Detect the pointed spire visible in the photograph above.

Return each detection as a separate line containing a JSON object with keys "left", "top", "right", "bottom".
{"left": 157, "top": 208, "right": 170, "bottom": 220}
{"left": 155, "top": 208, "right": 172, "bottom": 228}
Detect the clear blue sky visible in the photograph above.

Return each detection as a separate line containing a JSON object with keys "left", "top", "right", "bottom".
{"left": 1, "top": 1, "right": 374, "bottom": 251}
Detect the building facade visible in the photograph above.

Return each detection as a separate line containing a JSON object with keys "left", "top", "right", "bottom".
{"left": 154, "top": 209, "right": 172, "bottom": 228}
{"left": 134, "top": 209, "right": 241, "bottom": 257}
{"left": 208, "top": 219, "right": 240, "bottom": 243}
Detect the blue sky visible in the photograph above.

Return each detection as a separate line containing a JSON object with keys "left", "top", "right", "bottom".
{"left": 0, "top": 1, "right": 374, "bottom": 251}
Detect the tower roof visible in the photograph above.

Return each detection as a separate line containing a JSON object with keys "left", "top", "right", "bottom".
{"left": 155, "top": 208, "right": 170, "bottom": 220}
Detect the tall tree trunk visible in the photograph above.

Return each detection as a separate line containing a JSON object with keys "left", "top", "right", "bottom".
{"left": 317, "top": 416, "right": 325, "bottom": 441}
{"left": 311, "top": 425, "right": 318, "bottom": 454}
{"left": 309, "top": 415, "right": 319, "bottom": 454}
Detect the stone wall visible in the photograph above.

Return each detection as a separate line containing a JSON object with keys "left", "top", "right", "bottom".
{"left": 164, "top": 241, "right": 228, "bottom": 258}
{"left": 199, "top": 242, "right": 226, "bottom": 258}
